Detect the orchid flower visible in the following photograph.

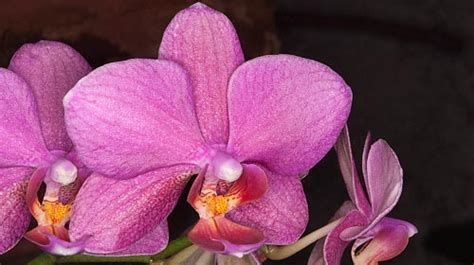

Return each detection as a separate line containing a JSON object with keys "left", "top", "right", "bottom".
{"left": 63, "top": 3, "right": 352, "bottom": 256}
{"left": 0, "top": 41, "right": 91, "bottom": 255}
{"left": 308, "top": 127, "right": 417, "bottom": 265}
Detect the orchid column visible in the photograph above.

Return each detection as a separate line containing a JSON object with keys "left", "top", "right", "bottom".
{"left": 64, "top": 3, "right": 352, "bottom": 256}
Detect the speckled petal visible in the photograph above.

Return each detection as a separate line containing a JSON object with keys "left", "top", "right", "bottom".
{"left": 0, "top": 167, "right": 33, "bottom": 254}
{"left": 308, "top": 201, "right": 355, "bottom": 265}
{"left": 0, "top": 68, "right": 52, "bottom": 168}
{"left": 322, "top": 210, "right": 368, "bottom": 265}
{"left": 9, "top": 40, "right": 91, "bottom": 152}
{"left": 159, "top": 3, "right": 244, "bottom": 145}
{"left": 227, "top": 55, "right": 352, "bottom": 176}
{"left": 227, "top": 171, "right": 308, "bottom": 244}
{"left": 69, "top": 165, "right": 196, "bottom": 254}
{"left": 365, "top": 140, "right": 403, "bottom": 223}
{"left": 64, "top": 59, "right": 206, "bottom": 179}
{"left": 110, "top": 221, "right": 169, "bottom": 256}
{"left": 335, "top": 126, "right": 370, "bottom": 215}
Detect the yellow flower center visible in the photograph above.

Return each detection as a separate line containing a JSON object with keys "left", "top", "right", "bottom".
{"left": 42, "top": 200, "right": 72, "bottom": 225}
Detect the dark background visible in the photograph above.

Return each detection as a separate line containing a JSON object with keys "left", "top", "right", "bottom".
{"left": 0, "top": 1, "right": 472, "bottom": 264}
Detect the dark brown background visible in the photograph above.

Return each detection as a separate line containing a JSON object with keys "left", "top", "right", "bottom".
{"left": 0, "top": 0, "right": 472, "bottom": 264}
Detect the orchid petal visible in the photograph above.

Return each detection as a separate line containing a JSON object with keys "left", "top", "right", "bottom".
{"left": 227, "top": 55, "right": 352, "bottom": 176}
{"left": 64, "top": 59, "right": 205, "bottom": 179}
{"left": 308, "top": 201, "right": 355, "bottom": 265}
{"left": 24, "top": 225, "right": 85, "bottom": 256}
{"left": 69, "top": 165, "right": 195, "bottom": 254}
{"left": 188, "top": 216, "right": 264, "bottom": 255}
{"left": 227, "top": 172, "right": 308, "bottom": 244}
{"left": 0, "top": 167, "right": 33, "bottom": 254}
{"left": 227, "top": 164, "right": 268, "bottom": 206}
{"left": 188, "top": 164, "right": 268, "bottom": 215}
{"left": 159, "top": 3, "right": 244, "bottom": 145}
{"left": 322, "top": 210, "right": 368, "bottom": 265}
{"left": 351, "top": 217, "right": 417, "bottom": 265}
{"left": 365, "top": 139, "right": 403, "bottom": 222}
{"left": 9, "top": 41, "right": 91, "bottom": 152}
{"left": 361, "top": 132, "right": 371, "bottom": 190}
{"left": 110, "top": 221, "right": 169, "bottom": 256}
{"left": 335, "top": 126, "right": 370, "bottom": 215}
{"left": 0, "top": 69, "right": 52, "bottom": 167}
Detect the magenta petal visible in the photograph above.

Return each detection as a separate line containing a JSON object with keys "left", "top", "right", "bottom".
{"left": 0, "top": 69, "right": 52, "bottom": 167}
{"left": 9, "top": 41, "right": 91, "bottom": 152}
{"left": 0, "top": 167, "right": 33, "bottom": 254}
{"left": 351, "top": 217, "right": 417, "bottom": 264}
{"left": 335, "top": 126, "right": 370, "bottom": 215}
{"left": 188, "top": 217, "right": 264, "bottom": 255}
{"left": 25, "top": 226, "right": 85, "bottom": 256}
{"left": 64, "top": 59, "right": 205, "bottom": 179}
{"left": 227, "top": 172, "right": 308, "bottom": 244}
{"left": 159, "top": 3, "right": 244, "bottom": 144}
{"left": 322, "top": 210, "right": 368, "bottom": 265}
{"left": 110, "top": 221, "right": 169, "bottom": 256}
{"left": 69, "top": 165, "right": 196, "bottom": 254}
{"left": 227, "top": 55, "right": 352, "bottom": 176}
{"left": 308, "top": 201, "right": 355, "bottom": 265}
{"left": 365, "top": 139, "right": 403, "bottom": 222}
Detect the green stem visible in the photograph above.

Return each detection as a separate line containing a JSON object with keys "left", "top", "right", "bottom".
{"left": 26, "top": 236, "right": 192, "bottom": 264}
{"left": 26, "top": 253, "right": 56, "bottom": 265}
{"left": 263, "top": 218, "right": 342, "bottom": 260}
{"left": 150, "top": 236, "right": 192, "bottom": 261}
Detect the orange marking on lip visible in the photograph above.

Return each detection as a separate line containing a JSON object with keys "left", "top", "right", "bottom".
{"left": 42, "top": 200, "right": 72, "bottom": 225}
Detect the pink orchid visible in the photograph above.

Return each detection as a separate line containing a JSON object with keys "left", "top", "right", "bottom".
{"left": 0, "top": 41, "right": 91, "bottom": 255}
{"left": 64, "top": 3, "right": 352, "bottom": 256}
{"left": 309, "top": 127, "right": 417, "bottom": 265}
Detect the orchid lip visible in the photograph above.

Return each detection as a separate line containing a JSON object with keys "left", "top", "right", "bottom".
{"left": 25, "top": 226, "right": 86, "bottom": 256}
{"left": 26, "top": 159, "right": 82, "bottom": 253}
{"left": 187, "top": 163, "right": 268, "bottom": 254}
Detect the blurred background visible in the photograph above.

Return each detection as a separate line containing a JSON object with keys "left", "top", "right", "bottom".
{"left": 0, "top": 0, "right": 472, "bottom": 264}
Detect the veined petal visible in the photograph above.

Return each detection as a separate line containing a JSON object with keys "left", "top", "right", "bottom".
{"left": 308, "top": 201, "right": 356, "bottom": 265}
{"left": 227, "top": 55, "right": 352, "bottom": 176}
{"left": 227, "top": 171, "right": 308, "bottom": 244}
{"left": 322, "top": 210, "right": 368, "bottom": 265}
{"left": 0, "top": 69, "right": 52, "bottom": 167}
{"left": 159, "top": 3, "right": 244, "bottom": 145}
{"left": 0, "top": 167, "right": 33, "bottom": 254}
{"left": 365, "top": 139, "right": 403, "bottom": 222}
{"left": 64, "top": 59, "right": 206, "bottom": 179}
{"left": 110, "top": 221, "right": 169, "bottom": 256}
{"left": 69, "top": 165, "right": 196, "bottom": 254}
{"left": 335, "top": 126, "right": 370, "bottom": 215}
{"left": 351, "top": 217, "right": 417, "bottom": 265}
{"left": 9, "top": 40, "right": 91, "bottom": 152}
{"left": 188, "top": 216, "right": 264, "bottom": 255}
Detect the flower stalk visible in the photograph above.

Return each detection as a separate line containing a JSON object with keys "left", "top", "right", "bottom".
{"left": 263, "top": 218, "right": 342, "bottom": 260}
